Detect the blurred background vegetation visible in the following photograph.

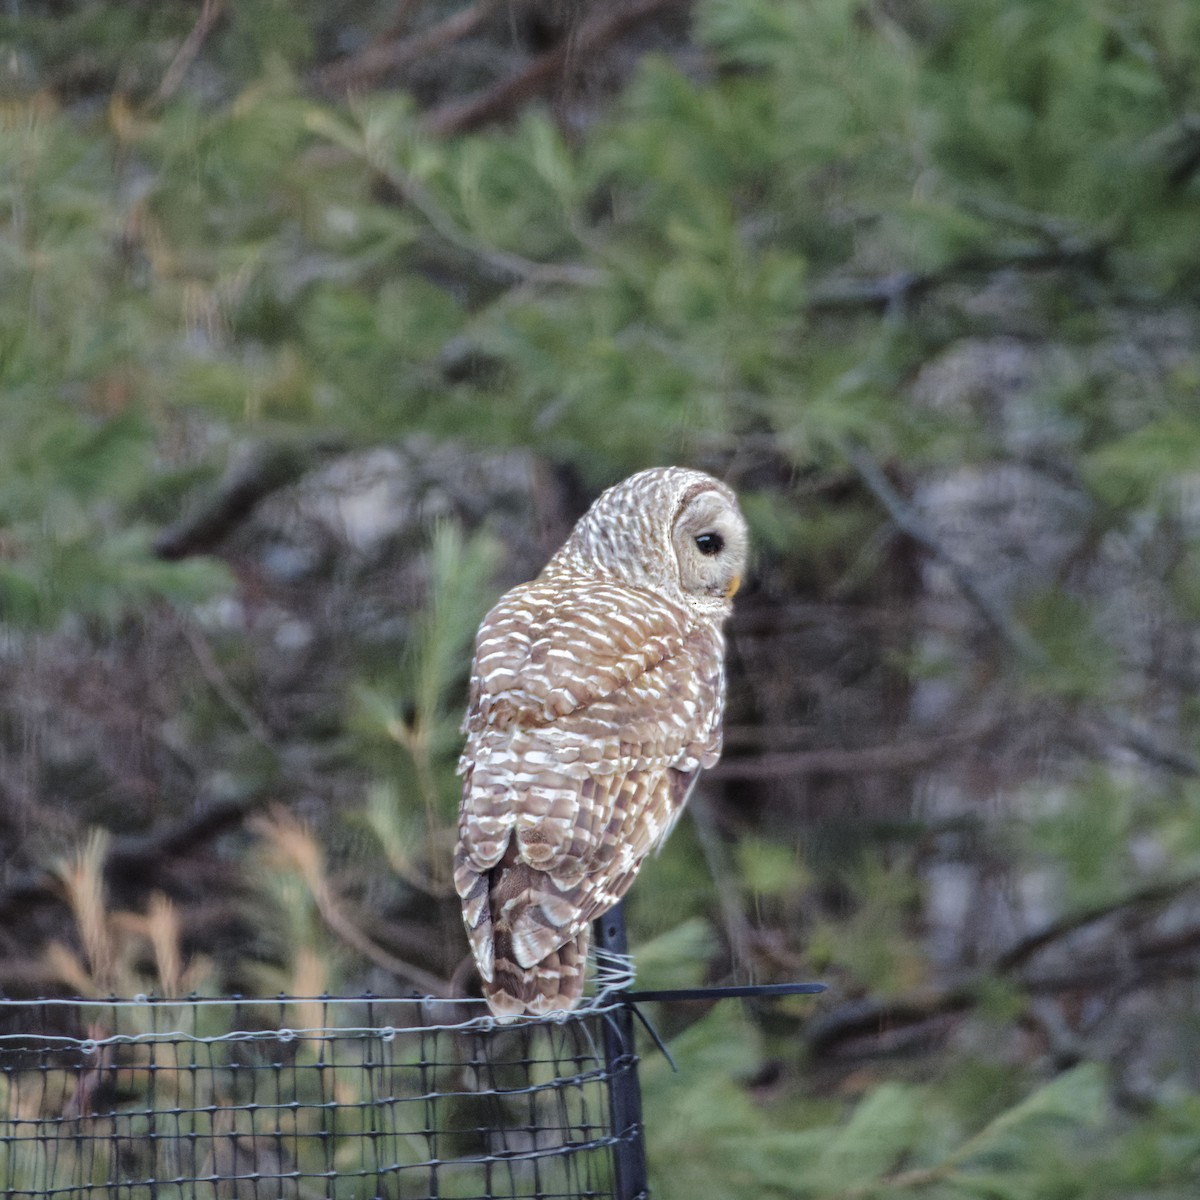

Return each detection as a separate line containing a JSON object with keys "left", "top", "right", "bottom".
{"left": 3, "top": 0, "right": 1200, "bottom": 1195}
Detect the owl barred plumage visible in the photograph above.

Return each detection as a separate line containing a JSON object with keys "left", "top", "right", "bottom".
{"left": 453, "top": 467, "right": 748, "bottom": 1018}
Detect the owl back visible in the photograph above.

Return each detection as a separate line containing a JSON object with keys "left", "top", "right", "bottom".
{"left": 454, "top": 573, "right": 726, "bottom": 1017}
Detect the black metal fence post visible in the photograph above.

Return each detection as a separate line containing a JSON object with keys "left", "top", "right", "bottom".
{"left": 593, "top": 901, "right": 650, "bottom": 1200}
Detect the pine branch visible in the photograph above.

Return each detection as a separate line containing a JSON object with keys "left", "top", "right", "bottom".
{"left": 371, "top": 156, "right": 605, "bottom": 288}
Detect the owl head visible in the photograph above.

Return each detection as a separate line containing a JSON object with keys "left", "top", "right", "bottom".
{"left": 547, "top": 467, "right": 748, "bottom": 614}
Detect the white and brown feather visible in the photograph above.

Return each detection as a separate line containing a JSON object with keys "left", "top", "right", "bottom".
{"left": 453, "top": 467, "right": 745, "bottom": 1018}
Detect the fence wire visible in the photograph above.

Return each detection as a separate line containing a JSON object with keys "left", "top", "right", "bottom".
{"left": 0, "top": 993, "right": 636, "bottom": 1200}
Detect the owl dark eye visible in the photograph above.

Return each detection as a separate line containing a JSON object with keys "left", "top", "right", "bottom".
{"left": 694, "top": 532, "right": 724, "bottom": 556}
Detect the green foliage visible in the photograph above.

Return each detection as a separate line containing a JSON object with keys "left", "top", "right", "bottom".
{"left": 0, "top": 403, "right": 230, "bottom": 627}
{"left": 354, "top": 522, "right": 501, "bottom": 886}
{"left": 647, "top": 1014, "right": 1116, "bottom": 1200}
{"left": 1018, "top": 590, "right": 1119, "bottom": 701}
{"left": 1083, "top": 409, "right": 1200, "bottom": 512}
{"left": 807, "top": 854, "right": 927, "bottom": 995}
{"left": 1027, "top": 771, "right": 1155, "bottom": 910}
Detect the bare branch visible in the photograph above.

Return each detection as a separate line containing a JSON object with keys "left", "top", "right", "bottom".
{"left": 1102, "top": 717, "right": 1200, "bottom": 778}
{"left": 314, "top": 0, "right": 502, "bottom": 95}
{"left": 154, "top": 436, "right": 346, "bottom": 561}
{"left": 157, "top": 0, "right": 224, "bottom": 103}
{"left": 251, "top": 810, "right": 452, "bottom": 997}
{"left": 425, "top": 0, "right": 686, "bottom": 137}
{"left": 364, "top": 0, "right": 425, "bottom": 49}
{"left": 180, "top": 622, "right": 276, "bottom": 748}
{"left": 807, "top": 239, "right": 1108, "bottom": 316}
{"left": 839, "top": 448, "right": 1200, "bottom": 781}
{"left": 711, "top": 723, "right": 996, "bottom": 781}
{"left": 311, "top": 884, "right": 453, "bottom": 998}
{"left": 840, "top": 441, "right": 1048, "bottom": 664}
{"left": 995, "top": 872, "right": 1200, "bottom": 973}
{"left": 805, "top": 988, "right": 976, "bottom": 1057}
{"left": 0, "top": 799, "right": 263, "bottom": 927}
{"left": 689, "top": 795, "right": 756, "bottom": 980}
{"left": 808, "top": 878, "right": 1200, "bottom": 1059}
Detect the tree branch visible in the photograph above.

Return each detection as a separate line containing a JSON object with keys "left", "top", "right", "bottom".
{"left": 711, "top": 724, "right": 995, "bottom": 781}
{"left": 0, "top": 798, "right": 263, "bottom": 927}
{"left": 805, "top": 988, "right": 977, "bottom": 1057}
{"left": 154, "top": 436, "right": 346, "bottom": 561}
{"left": 838, "top": 447, "right": 1200, "bottom": 782}
{"left": 994, "top": 874, "right": 1200, "bottom": 973}
{"left": 157, "top": 0, "right": 224, "bottom": 104}
{"left": 689, "top": 795, "right": 756, "bottom": 979}
{"left": 425, "top": 0, "right": 686, "bottom": 137}
{"left": 840, "top": 441, "right": 1048, "bottom": 664}
{"left": 371, "top": 158, "right": 605, "bottom": 287}
{"left": 808, "top": 878, "right": 1200, "bottom": 1058}
{"left": 250, "top": 809, "right": 451, "bottom": 997}
{"left": 807, "top": 239, "right": 1108, "bottom": 316}
{"left": 180, "top": 622, "right": 276, "bottom": 748}
{"left": 314, "top": 0, "right": 503, "bottom": 95}
{"left": 1101, "top": 716, "right": 1200, "bottom": 779}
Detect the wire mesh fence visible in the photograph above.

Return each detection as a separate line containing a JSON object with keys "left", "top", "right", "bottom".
{"left": 1, "top": 901, "right": 823, "bottom": 1200}
{"left": 0, "top": 992, "right": 634, "bottom": 1200}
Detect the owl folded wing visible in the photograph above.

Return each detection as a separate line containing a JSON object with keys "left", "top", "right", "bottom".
{"left": 463, "top": 575, "right": 694, "bottom": 730}
{"left": 454, "top": 574, "right": 724, "bottom": 976}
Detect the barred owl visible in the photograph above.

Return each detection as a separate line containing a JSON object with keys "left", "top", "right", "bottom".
{"left": 454, "top": 467, "right": 748, "bottom": 1018}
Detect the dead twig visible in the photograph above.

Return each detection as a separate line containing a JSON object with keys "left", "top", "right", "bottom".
{"left": 841, "top": 441, "right": 1048, "bottom": 664}
{"left": 688, "top": 795, "right": 756, "bottom": 980}
{"left": 252, "top": 809, "right": 452, "bottom": 998}
{"left": 425, "top": 0, "right": 686, "bottom": 137}
{"left": 181, "top": 623, "right": 276, "bottom": 749}
{"left": 157, "top": 0, "right": 224, "bottom": 103}
{"left": 711, "top": 724, "right": 994, "bottom": 781}
{"left": 365, "top": 0, "right": 425, "bottom": 48}
{"left": 314, "top": 0, "right": 502, "bottom": 95}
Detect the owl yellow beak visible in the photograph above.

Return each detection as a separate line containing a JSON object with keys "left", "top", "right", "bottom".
{"left": 725, "top": 574, "right": 741, "bottom": 599}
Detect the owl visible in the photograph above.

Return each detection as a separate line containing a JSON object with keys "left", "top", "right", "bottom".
{"left": 453, "top": 466, "right": 748, "bottom": 1018}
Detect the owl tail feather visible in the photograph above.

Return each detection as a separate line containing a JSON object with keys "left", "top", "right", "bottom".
{"left": 486, "top": 927, "right": 590, "bottom": 1021}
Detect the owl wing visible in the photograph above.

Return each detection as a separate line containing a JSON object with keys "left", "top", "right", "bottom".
{"left": 462, "top": 575, "right": 693, "bottom": 731}
{"left": 454, "top": 575, "right": 724, "bottom": 985}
